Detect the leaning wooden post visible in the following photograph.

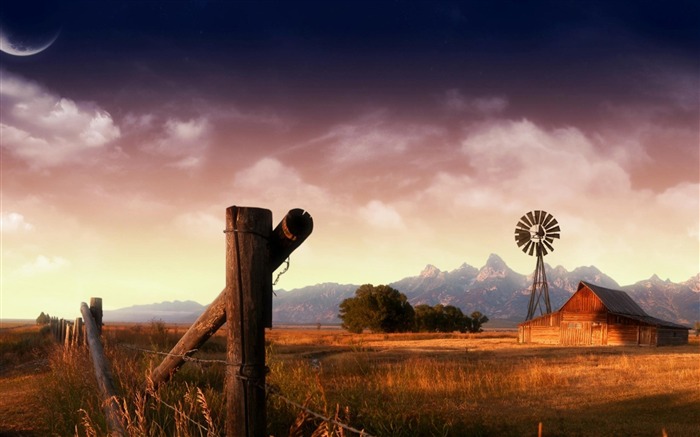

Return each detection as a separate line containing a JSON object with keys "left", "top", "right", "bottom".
{"left": 225, "top": 206, "right": 271, "bottom": 437}
{"left": 149, "top": 208, "right": 313, "bottom": 387}
{"left": 81, "top": 302, "right": 124, "bottom": 436}
{"left": 90, "top": 297, "right": 103, "bottom": 336}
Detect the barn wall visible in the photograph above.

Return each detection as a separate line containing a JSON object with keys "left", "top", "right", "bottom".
{"left": 561, "top": 287, "right": 606, "bottom": 313}
{"left": 561, "top": 312, "right": 607, "bottom": 323}
{"left": 559, "top": 319, "right": 607, "bottom": 346}
{"left": 529, "top": 326, "right": 560, "bottom": 344}
{"left": 656, "top": 328, "right": 689, "bottom": 346}
{"left": 518, "top": 313, "right": 560, "bottom": 344}
{"left": 607, "top": 324, "right": 642, "bottom": 345}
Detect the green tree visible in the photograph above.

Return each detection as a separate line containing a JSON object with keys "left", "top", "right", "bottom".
{"left": 414, "top": 304, "right": 471, "bottom": 333}
{"left": 468, "top": 311, "right": 489, "bottom": 333}
{"left": 414, "top": 304, "right": 438, "bottom": 332}
{"left": 339, "top": 284, "right": 415, "bottom": 333}
{"left": 36, "top": 312, "right": 50, "bottom": 325}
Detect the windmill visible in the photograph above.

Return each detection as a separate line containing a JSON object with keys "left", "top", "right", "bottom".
{"left": 515, "top": 210, "right": 560, "bottom": 320}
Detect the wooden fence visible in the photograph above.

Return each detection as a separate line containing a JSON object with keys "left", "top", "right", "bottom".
{"left": 49, "top": 297, "right": 125, "bottom": 435}
{"left": 48, "top": 206, "right": 314, "bottom": 437}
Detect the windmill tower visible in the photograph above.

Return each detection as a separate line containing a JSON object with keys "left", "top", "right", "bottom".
{"left": 514, "top": 210, "right": 560, "bottom": 320}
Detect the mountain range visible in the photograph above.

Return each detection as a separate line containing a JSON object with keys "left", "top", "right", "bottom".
{"left": 104, "top": 254, "right": 699, "bottom": 327}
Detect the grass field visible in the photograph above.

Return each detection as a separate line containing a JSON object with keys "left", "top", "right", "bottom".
{"left": 1, "top": 323, "right": 698, "bottom": 436}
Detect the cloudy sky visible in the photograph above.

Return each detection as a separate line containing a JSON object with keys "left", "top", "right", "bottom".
{"left": 1, "top": 1, "right": 698, "bottom": 319}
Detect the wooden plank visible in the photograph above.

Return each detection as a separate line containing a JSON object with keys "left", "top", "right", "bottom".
{"left": 81, "top": 302, "right": 124, "bottom": 436}
{"left": 224, "top": 206, "right": 271, "bottom": 437}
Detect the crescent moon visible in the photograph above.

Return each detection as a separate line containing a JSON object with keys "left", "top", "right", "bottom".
{"left": 0, "top": 28, "right": 59, "bottom": 56}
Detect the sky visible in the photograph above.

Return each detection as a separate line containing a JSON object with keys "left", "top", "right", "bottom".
{"left": 1, "top": 1, "right": 698, "bottom": 320}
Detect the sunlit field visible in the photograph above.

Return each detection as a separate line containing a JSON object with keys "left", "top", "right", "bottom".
{"left": 1, "top": 323, "right": 698, "bottom": 436}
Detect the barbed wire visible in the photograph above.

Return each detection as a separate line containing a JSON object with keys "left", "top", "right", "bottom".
{"left": 265, "top": 387, "right": 374, "bottom": 437}
{"left": 151, "top": 395, "right": 211, "bottom": 435}
{"left": 120, "top": 344, "right": 231, "bottom": 365}
{"left": 272, "top": 256, "right": 290, "bottom": 288}
{"left": 119, "top": 343, "right": 375, "bottom": 437}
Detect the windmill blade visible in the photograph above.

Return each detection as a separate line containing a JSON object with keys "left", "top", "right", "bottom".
{"left": 515, "top": 230, "right": 531, "bottom": 247}
{"left": 542, "top": 213, "right": 555, "bottom": 228}
{"left": 545, "top": 224, "right": 561, "bottom": 235}
{"left": 516, "top": 237, "right": 530, "bottom": 248}
{"left": 535, "top": 210, "right": 545, "bottom": 224}
{"left": 548, "top": 233, "right": 561, "bottom": 240}
{"left": 544, "top": 219, "right": 559, "bottom": 231}
{"left": 526, "top": 211, "right": 536, "bottom": 226}
{"left": 528, "top": 241, "right": 536, "bottom": 256}
{"left": 516, "top": 220, "right": 531, "bottom": 231}
{"left": 520, "top": 213, "right": 533, "bottom": 227}
{"left": 522, "top": 240, "right": 532, "bottom": 255}
{"left": 543, "top": 239, "right": 554, "bottom": 253}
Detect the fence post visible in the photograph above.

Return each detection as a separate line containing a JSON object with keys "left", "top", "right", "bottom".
{"left": 90, "top": 297, "right": 103, "bottom": 336}
{"left": 225, "top": 206, "right": 271, "bottom": 437}
{"left": 50, "top": 317, "right": 56, "bottom": 340}
{"left": 74, "top": 317, "right": 84, "bottom": 347}
{"left": 81, "top": 301, "right": 124, "bottom": 436}
{"left": 149, "top": 208, "right": 313, "bottom": 388}
{"left": 59, "top": 319, "right": 66, "bottom": 344}
{"left": 64, "top": 321, "right": 73, "bottom": 348}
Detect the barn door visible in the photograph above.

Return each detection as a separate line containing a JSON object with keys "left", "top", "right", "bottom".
{"left": 639, "top": 326, "right": 654, "bottom": 346}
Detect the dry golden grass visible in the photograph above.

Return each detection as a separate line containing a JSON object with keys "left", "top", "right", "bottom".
{"left": 267, "top": 329, "right": 700, "bottom": 436}
{"left": 3, "top": 323, "right": 698, "bottom": 436}
{"left": 0, "top": 324, "right": 52, "bottom": 435}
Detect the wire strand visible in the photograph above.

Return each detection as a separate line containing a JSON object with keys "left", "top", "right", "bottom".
{"left": 120, "top": 344, "right": 374, "bottom": 436}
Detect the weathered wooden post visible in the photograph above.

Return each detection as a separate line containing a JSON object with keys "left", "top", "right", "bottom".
{"left": 64, "top": 321, "right": 73, "bottom": 348}
{"left": 81, "top": 301, "right": 124, "bottom": 436}
{"left": 225, "top": 206, "right": 271, "bottom": 437}
{"left": 50, "top": 317, "right": 57, "bottom": 340}
{"left": 59, "top": 319, "right": 66, "bottom": 344}
{"left": 90, "top": 297, "right": 103, "bottom": 336}
{"left": 149, "top": 208, "right": 313, "bottom": 387}
{"left": 73, "top": 317, "right": 84, "bottom": 347}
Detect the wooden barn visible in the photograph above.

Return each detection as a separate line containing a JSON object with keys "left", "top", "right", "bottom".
{"left": 518, "top": 281, "right": 689, "bottom": 346}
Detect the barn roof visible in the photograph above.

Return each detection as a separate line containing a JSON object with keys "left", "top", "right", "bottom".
{"left": 579, "top": 282, "right": 647, "bottom": 316}
{"left": 579, "top": 282, "right": 689, "bottom": 329}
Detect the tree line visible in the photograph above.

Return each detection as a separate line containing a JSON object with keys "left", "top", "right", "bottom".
{"left": 36, "top": 312, "right": 51, "bottom": 325}
{"left": 339, "top": 284, "right": 489, "bottom": 334}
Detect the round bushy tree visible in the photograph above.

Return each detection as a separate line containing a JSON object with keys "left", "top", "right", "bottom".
{"left": 414, "top": 304, "right": 471, "bottom": 333}
{"left": 339, "top": 284, "right": 415, "bottom": 333}
{"left": 469, "top": 311, "right": 489, "bottom": 333}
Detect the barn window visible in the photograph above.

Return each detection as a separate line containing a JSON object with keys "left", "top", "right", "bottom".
{"left": 568, "top": 322, "right": 582, "bottom": 329}
{"left": 673, "top": 331, "right": 677, "bottom": 337}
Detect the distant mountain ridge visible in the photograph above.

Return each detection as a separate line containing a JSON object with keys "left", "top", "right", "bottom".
{"left": 104, "top": 300, "right": 205, "bottom": 323}
{"left": 104, "top": 255, "right": 699, "bottom": 326}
